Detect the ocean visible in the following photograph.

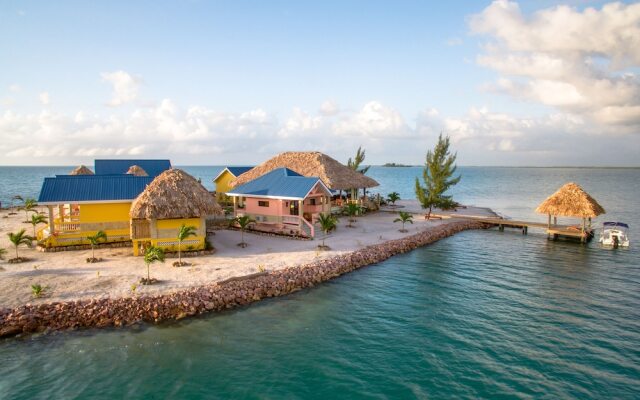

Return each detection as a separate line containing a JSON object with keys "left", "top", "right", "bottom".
{"left": 0, "top": 166, "right": 638, "bottom": 399}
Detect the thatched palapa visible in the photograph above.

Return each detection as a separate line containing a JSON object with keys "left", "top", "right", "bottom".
{"left": 130, "top": 169, "right": 223, "bottom": 219}
{"left": 126, "top": 165, "right": 149, "bottom": 176}
{"left": 230, "top": 151, "right": 379, "bottom": 190}
{"left": 69, "top": 165, "right": 94, "bottom": 175}
{"left": 535, "top": 182, "right": 605, "bottom": 218}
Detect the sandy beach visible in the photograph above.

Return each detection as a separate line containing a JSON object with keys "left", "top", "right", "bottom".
{"left": 0, "top": 201, "right": 493, "bottom": 309}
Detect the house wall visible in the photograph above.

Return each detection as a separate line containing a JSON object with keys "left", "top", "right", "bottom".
{"left": 215, "top": 170, "right": 234, "bottom": 203}
{"left": 132, "top": 217, "right": 207, "bottom": 256}
{"left": 244, "top": 198, "right": 283, "bottom": 217}
{"left": 79, "top": 203, "right": 131, "bottom": 224}
{"left": 302, "top": 184, "right": 331, "bottom": 214}
{"left": 40, "top": 202, "right": 133, "bottom": 248}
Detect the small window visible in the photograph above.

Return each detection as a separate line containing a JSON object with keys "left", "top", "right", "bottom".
{"left": 309, "top": 198, "right": 317, "bottom": 206}
{"left": 258, "top": 201, "right": 269, "bottom": 207}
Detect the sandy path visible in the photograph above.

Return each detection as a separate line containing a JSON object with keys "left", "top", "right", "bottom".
{"left": 0, "top": 203, "right": 493, "bottom": 309}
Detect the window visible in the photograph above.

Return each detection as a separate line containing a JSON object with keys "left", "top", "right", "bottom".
{"left": 258, "top": 200, "right": 269, "bottom": 207}
{"left": 309, "top": 198, "right": 317, "bottom": 206}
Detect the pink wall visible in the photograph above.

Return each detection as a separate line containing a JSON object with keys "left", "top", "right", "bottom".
{"left": 239, "top": 182, "right": 331, "bottom": 217}
{"left": 244, "top": 198, "right": 284, "bottom": 216}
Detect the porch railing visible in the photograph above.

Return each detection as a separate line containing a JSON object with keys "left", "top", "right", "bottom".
{"left": 236, "top": 212, "right": 315, "bottom": 237}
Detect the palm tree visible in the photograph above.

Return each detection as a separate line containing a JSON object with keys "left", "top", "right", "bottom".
{"left": 394, "top": 211, "right": 414, "bottom": 232}
{"left": 11, "top": 195, "right": 23, "bottom": 208}
{"left": 177, "top": 224, "right": 197, "bottom": 266}
{"left": 317, "top": 213, "right": 338, "bottom": 249}
{"left": 234, "top": 215, "right": 255, "bottom": 248}
{"left": 387, "top": 192, "right": 401, "bottom": 207}
{"left": 345, "top": 203, "right": 361, "bottom": 228}
{"left": 143, "top": 245, "right": 165, "bottom": 284}
{"left": 347, "top": 146, "right": 370, "bottom": 175}
{"left": 21, "top": 198, "right": 38, "bottom": 222}
{"left": 8, "top": 229, "right": 33, "bottom": 260}
{"left": 29, "top": 214, "right": 48, "bottom": 237}
{"left": 86, "top": 230, "right": 107, "bottom": 260}
{"left": 347, "top": 146, "right": 371, "bottom": 201}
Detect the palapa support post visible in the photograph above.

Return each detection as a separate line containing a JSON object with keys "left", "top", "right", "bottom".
{"left": 47, "top": 205, "right": 55, "bottom": 234}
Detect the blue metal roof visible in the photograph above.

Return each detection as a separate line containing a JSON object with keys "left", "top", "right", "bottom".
{"left": 94, "top": 159, "right": 171, "bottom": 178}
{"left": 38, "top": 175, "right": 153, "bottom": 204}
{"left": 227, "top": 168, "right": 327, "bottom": 199}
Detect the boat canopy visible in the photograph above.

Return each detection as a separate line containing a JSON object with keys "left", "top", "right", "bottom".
{"left": 603, "top": 222, "right": 629, "bottom": 229}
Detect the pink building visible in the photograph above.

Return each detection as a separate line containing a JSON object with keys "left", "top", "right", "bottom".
{"left": 226, "top": 168, "right": 332, "bottom": 237}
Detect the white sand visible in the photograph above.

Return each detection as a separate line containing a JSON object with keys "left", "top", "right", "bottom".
{"left": 0, "top": 202, "right": 492, "bottom": 309}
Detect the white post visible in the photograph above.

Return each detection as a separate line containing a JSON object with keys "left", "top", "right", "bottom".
{"left": 48, "top": 205, "right": 56, "bottom": 233}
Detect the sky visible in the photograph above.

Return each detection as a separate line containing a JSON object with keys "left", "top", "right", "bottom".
{"left": 1, "top": 0, "right": 639, "bottom": 166}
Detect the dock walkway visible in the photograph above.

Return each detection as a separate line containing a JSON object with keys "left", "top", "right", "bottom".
{"left": 379, "top": 200, "right": 593, "bottom": 242}
{"left": 432, "top": 214, "right": 594, "bottom": 242}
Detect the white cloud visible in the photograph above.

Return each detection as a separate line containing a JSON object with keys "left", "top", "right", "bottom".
{"left": 39, "top": 92, "right": 50, "bottom": 106}
{"left": 9, "top": 84, "right": 21, "bottom": 93}
{"left": 470, "top": 1, "right": 640, "bottom": 129}
{"left": 333, "top": 101, "right": 412, "bottom": 138}
{"left": 319, "top": 100, "right": 339, "bottom": 116}
{"left": 101, "top": 70, "right": 141, "bottom": 106}
{"left": 278, "top": 108, "right": 324, "bottom": 138}
{"left": 0, "top": 98, "right": 638, "bottom": 166}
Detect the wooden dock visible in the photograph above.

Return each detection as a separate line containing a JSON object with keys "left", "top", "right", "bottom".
{"left": 432, "top": 213, "right": 594, "bottom": 242}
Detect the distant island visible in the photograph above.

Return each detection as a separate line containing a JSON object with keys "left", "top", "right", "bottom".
{"left": 382, "top": 162, "right": 413, "bottom": 167}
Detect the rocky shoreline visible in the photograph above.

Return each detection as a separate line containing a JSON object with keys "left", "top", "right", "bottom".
{"left": 0, "top": 220, "right": 486, "bottom": 339}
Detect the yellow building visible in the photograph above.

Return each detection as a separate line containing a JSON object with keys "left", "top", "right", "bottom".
{"left": 37, "top": 163, "right": 223, "bottom": 255}
{"left": 37, "top": 174, "right": 155, "bottom": 248}
{"left": 130, "top": 169, "right": 223, "bottom": 256}
{"left": 213, "top": 166, "right": 253, "bottom": 204}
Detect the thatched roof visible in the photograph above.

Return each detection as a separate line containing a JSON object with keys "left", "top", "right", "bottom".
{"left": 535, "top": 182, "right": 605, "bottom": 218}
{"left": 130, "top": 169, "right": 223, "bottom": 219}
{"left": 70, "top": 165, "right": 94, "bottom": 175}
{"left": 126, "top": 165, "right": 149, "bottom": 176}
{"left": 230, "top": 151, "right": 379, "bottom": 190}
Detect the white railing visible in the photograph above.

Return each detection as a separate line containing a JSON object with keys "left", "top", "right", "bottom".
{"left": 234, "top": 212, "right": 315, "bottom": 237}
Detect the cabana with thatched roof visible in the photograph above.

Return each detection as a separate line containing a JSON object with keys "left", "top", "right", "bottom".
{"left": 129, "top": 169, "right": 223, "bottom": 256}
{"left": 536, "top": 182, "right": 605, "bottom": 242}
{"left": 126, "top": 165, "right": 149, "bottom": 176}
{"left": 70, "top": 165, "right": 94, "bottom": 175}
{"left": 231, "top": 151, "right": 379, "bottom": 193}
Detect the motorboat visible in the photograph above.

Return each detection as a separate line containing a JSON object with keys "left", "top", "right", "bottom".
{"left": 599, "top": 222, "right": 630, "bottom": 248}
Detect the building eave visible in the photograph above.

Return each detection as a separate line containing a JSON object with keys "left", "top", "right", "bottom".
{"left": 225, "top": 192, "right": 304, "bottom": 201}
{"left": 38, "top": 199, "right": 135, "bottom": 206}
{"left": 212, "top": 167, "right": 233, "bottom": 183}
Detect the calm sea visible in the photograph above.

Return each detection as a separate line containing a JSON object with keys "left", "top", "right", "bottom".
{"left": 0, "top": 166, "right": 638, "bottom": 399}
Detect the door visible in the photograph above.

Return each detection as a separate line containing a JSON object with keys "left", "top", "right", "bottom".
{"left": 289, "top": 200, "right": 299, "bottom": 216}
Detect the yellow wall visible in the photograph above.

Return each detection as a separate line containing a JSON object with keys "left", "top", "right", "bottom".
{"left": 133, "top": 217, "right": 207, "bottom": 256}
{"left": 215, "top": 170, "right": 235, "bottom": 203}
{"left": 42, "top": 202, "right": 133, "bottom": 248}
{"left": 215, "top": 170, "right": 234, "bottom": 193}
{"left": 157, "top": 218, "right": 201, "bottom": 230}
{"left": 79, "top": 203, "right": 131, "bottom": 223}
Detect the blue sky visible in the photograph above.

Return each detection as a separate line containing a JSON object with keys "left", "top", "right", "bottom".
{"left": 1, "top": 1, "right": 639, "bottom": 166}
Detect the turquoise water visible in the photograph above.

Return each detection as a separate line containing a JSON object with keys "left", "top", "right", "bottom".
{"left": 0, "top": 167, "right": 639, "bottom": 399}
